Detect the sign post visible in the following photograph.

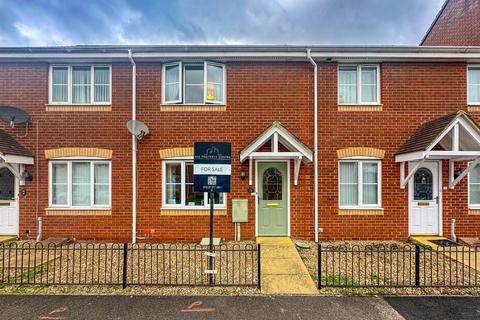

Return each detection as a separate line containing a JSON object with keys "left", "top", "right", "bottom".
{"left": 194, "top": 142, "right": 231, "bottom": 285}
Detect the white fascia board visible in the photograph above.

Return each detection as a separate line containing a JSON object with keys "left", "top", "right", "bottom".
{"left": 1, "top": 154, "right": 34, "bottom": 165}
{"left": 428, "top": 151, "right": 480, "bottom": 158}
{"left": 248, "top": 152, "right": 303, "bottom": 160}
{"left": 239, "top": 126, "right": 278, "bottom": 162}
{"left": 395, "top": 151, "right": 424, "bottom": 163}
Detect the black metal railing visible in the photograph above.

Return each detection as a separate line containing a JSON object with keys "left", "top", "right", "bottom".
{"left": 318, "top": 243, "right": 480, "bottom": 288}
{"left": 0, "top": 242, "right": 260, "bottom": 288}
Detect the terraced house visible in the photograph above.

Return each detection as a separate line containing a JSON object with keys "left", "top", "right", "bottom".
{"left": 0, "top": 0, "right": 479, "bottom": 243}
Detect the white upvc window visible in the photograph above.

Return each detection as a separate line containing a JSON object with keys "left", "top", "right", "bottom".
{"left": 468, "top": 162, "right": 480, "bottom": 208}
{"left": 339, "top": 159, "right": 382, "bottom": 209}
{"left": 49, "top": 65, "right": 112, "bottom": 104}
{"left": 162, "top": 61, "right": 226, "bottom": 105}
{"left": 49, "top": 160, "right": 111, "bottom": 209}
{"left": 338, "top": 65, "right": 380, "bottom": 105}
{"left": 468, "top": 65, "right": 480, "bottom": 105}
{"left": 162, "top": 160, "right": 226, "bottom": 209}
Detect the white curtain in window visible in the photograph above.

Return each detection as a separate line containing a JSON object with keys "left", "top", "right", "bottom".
{"left": 52, "top": 67, "right": 69, "bottom": 103}
{"left": 72, "top": 67, "right": 91, "bottom": 104}
{"left": 72, "top": 162, "right": 91, "bottom": 206}
{"left": 361, "top": 67, "right": 377, "bottom": 103}
{"left": 94, "top": 67, "right": 110, "bottom": 103}
{"left": 94, "top": 163, "right": 109, "bottom": 205}
{"left": 468, "top": 68, "right": 480, "bottom": 103}
{"left": 362, "top": 163, "right": 378, "bottom": 205}
{"left": 339, "top": 162, "right": 358, "bottom": 206}
{"left": 165, "top": 163, "right": 181, "bottom": 204}
{"left": 165, "top": 64, "right": 180, "bottom": 102}
{"left": 52, "top": 163, "right": 68, "bottom": 205}
{"left": 470, "top": 165, "right": 480, "bottom": 204}
{"left": 206, "top": 64, "right": 223, "bottom": 102}
{"left": 338, "top": 67, "right": 357, "bottom": 104}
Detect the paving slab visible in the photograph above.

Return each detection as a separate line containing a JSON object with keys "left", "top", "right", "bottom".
{"left": 257, "top": 237, "right": 317, "bottom": 295}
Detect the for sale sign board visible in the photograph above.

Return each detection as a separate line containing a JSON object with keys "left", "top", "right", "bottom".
{"left": 194, "top": 142, "right": 231, "bottom": 193}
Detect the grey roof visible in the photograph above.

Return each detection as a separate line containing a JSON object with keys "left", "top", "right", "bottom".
{"left": 396, "top": 110, "right": 480, "bottom": 155}
{"left": 0, "top": 129, "right": 33, "bottom": 158}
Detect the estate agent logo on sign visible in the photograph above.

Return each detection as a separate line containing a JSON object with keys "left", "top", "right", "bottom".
{"left": 194, "top": 142, "right": 231, "bottom": 193}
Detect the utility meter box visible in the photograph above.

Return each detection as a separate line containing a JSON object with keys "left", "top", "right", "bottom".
{"left": 232, "top": 199, "right": 248, "bottom": 223}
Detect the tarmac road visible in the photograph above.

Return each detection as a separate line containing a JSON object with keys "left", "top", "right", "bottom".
{"left": 0, "top": 295, "right": 479, "bottom": 320}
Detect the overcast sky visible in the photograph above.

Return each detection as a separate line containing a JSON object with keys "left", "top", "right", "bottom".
{"left": 0, "top": 0, "right": 446, "bottom": 46}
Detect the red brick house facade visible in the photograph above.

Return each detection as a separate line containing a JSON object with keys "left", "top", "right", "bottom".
{"left": 0, "top": 46, "right": 480, "bottom": 243}
{"left": 421, "top": 0, "right": 480, "bottom": 46}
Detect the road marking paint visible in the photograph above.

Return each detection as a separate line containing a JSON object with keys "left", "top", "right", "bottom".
{"left": 39, "top": 306, "right": 67, "bottom": 320}
{"left": 181, "top": 300, "right": 216, "bottom": 313}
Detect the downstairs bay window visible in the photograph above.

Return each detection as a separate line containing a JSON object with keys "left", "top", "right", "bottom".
{"left": 49, "top": 160, "right": 111, "bottom": 208}
{"left": 339, "top": 160, "right": 381, "bottom": 209}
{"left": 162, "top": 160, "right": 226, "bottom": 209}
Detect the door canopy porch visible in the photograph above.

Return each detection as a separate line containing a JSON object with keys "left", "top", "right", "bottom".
{"left": 240, "top": 121, "right": 312, "bottom": 186}
{"left": 0, "top": 129, "right": 34, "bottom": 183}
{"left": 395, "top": 110, "right": 480, "bottom": 189}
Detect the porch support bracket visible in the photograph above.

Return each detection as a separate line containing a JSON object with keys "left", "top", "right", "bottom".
{"left": 400, "top": 158, "right": 426, "bottom": 189}
{"left": 448, "top": 157, "right": 480, "bottom": 189}
{"left": 294, "top": 156, "right": 302, "bottom": 186}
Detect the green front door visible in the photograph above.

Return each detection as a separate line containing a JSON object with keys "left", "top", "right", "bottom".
{"left": 257, "top": 162, "right": 288, "bottom": 236}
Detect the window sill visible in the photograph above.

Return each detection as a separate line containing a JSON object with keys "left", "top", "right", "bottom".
{"left": 468, "top": 209, "right": 480, "bottom": 215}
{"left": 45, "top": 104, "right": 112, "bottom": 112}
{"left": 338, "top": 208, "right": 384, "bottom": 216}
{"left": 467, "top": 105, "right": 480, "bottom": 112}
{"left": 160, "top": 104, "right": 226, "bottom": 112}
{"left": 338, "top": 104, "right": 383, "bottom": 112}
{"left": 45, "top": 208, "right": 112, "bottom": 216}
{"left": 160, "top": 208, "right": 227, "bottom": 216}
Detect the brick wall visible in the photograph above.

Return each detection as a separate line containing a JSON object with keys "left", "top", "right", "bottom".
{"left": 422, "top": 0, "right": 480, "bottom": 46}
{"left": 1, "top": 59, "right": 479, "bottom": 242}
{"left": 317, "top": 61, "right": 480, "bottom": 240}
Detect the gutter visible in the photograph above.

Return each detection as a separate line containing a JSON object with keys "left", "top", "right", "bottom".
{"left": 307, "top": 49, "right": 319, "bottom": 243}
{"left": 128, "top": 49, "right": 137, "bottom": 244}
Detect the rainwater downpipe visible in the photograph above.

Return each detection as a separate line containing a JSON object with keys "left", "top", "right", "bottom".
{"left": 307, "top": 49, "right": 319, "bottom": 243}
{"left": 128, "top": 49, "right": 137, "bottom": 244}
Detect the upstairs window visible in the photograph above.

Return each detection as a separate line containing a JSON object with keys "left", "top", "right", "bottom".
{"left": 162, "top": 62, "right": 225, "bottom": 105}
{"left": 468, "top": 66, "right": 480, "bottom": 105}
{"left": 338, "top": 65, "right": 380, "bottom": 105}
{"left": 50, "top": 65, "right": 111, "bottom": 104}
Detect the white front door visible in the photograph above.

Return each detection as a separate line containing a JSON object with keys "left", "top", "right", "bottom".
{"left": 408, "top": 161, "right": 441, "bottom": 235}
{"left": 0, "top": 166, "right": 19, "bottom": 235}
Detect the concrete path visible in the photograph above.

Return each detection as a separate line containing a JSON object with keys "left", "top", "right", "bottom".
{"left": 411, "top": 236, "right": 480, "bottom": 272}
{"left": 257, "top": 237, "right": 317, "bottom": 295}
{"left": 1, "top": 295, "right": 479, "bottom": 320}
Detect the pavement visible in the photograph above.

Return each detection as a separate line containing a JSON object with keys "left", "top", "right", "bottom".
{"left": 0, "top": 295, "right": 479, "bottom": 320}
{"left": 257, "top": 237, "right": 317, "bottom": 295}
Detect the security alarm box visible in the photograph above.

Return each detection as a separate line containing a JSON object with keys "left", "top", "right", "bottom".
{"left": 232, "top": 199, "right": 248, "bottom": 223}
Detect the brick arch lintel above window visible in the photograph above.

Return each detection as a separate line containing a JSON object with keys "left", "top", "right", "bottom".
{"left": 159, "top": 147, "right": 194, "bottom": 159}
{"left": 44, "top": 148, "right": 113, "bottom": 159}
{"left": 337, "top": 147, "right": 385, "bottom": 159}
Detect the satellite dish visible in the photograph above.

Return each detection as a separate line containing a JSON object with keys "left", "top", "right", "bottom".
{"left": 0, "top": 106, "right": 31, "bottom": 126}
{"left": 127, "top": 120, "right": 149, "bottom": 140}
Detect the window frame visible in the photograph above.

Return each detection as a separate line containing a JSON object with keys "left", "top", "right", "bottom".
{"left": 468, "top": 161, "right": 480, "bottom": 209}
{"left": 161, "top": 61, "right": 226, "bottom": 105}
{"left": 49, "top": 64, "right": 112, "bottom": 105}
{"left": 467, "top": 65, "right": 480, "bottom": 105}
{"left": 48, "top": 159, "right": 112, "bottom": 209}
{"left": 162, "top": 159, "right": 227, "bottom": 209}
{"left": 338, "top": 158, "right": 382, "bottom": 209}
{"left": 337, "top": 64, "right": 381, "bottom": 105}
